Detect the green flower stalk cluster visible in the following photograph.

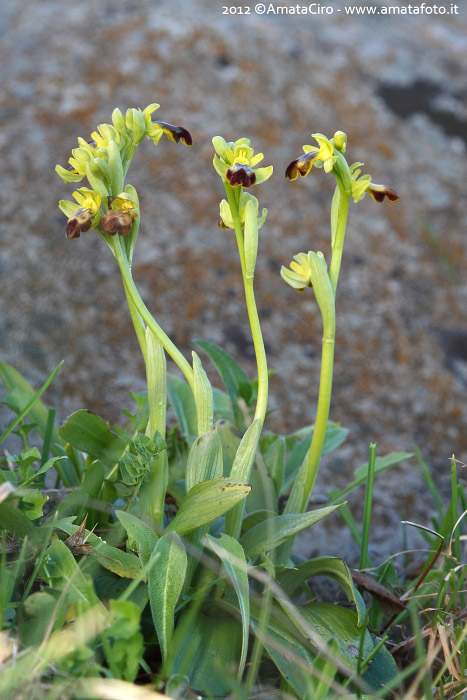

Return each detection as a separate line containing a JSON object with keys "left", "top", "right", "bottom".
{"left": 281, "top": 131, "right": 399, "bottom": 525}
{"left": 52, "top": 108, "right": 406, "bottom": 692}
{"left": 57, "top": 104, "right": 192, "bottom": 242}
{"left": 56, "top": 110, "right": 399, "bottom": 550}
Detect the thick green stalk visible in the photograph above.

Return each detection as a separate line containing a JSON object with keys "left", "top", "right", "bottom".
{"left": 112, "top": 236, "right": 194, "bottom": 392}
{"left": 284, "top": 314, "right": 335, "bottom": 516}
{"left": 328, "top": 187, "right": 350, "bottom": 295}
{"left": 122, "top": 279, "right": 147, "bottom": 364}
{"left": 225, "top": 184, "right": 268, "bottom": 427}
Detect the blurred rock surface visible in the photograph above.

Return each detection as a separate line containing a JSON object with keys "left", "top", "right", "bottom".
{"left": 1, "top": 0, "right": 466, "bottom": 562}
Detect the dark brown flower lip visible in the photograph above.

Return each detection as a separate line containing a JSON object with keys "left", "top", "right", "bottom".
{"left": 218, "top": 217, "right": 230, "bottom": 230}
{"left": 368, "top": 184, "right": 400, "bottom": 203}
{"left": 226, "top": 163, "right": 256, "bottom": 188}
{"left": 285, "top": 152, "right": 316, "bottom": 181}
{"left": 66, "top": 208, "right": 92, "bottom": 239}
{"left": 153, "top": 120, "right": 193, "bottom": 146}
{"left": 100, "top": 210, "right": 135, "bottom": 237}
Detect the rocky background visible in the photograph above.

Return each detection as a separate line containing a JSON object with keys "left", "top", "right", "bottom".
{"left": 1, "top": 0, "right": 466, "bottom": 562}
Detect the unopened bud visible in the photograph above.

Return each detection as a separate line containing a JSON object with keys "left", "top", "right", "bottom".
{"left": 333, "top": 131, "right": 347, "bottom": 153}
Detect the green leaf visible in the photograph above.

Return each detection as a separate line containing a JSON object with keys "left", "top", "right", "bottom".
{"left": 277, "top": 556, "right": 366, "bottom": 627}
{"left": 192, "top": 351, "right": 213, "bottom": 436}
{"left": 205, "top": 534, "right": 250, "bottom": 679}
{"left": 240, "top": 505, "right": 341, "bottom": 559}
{"left": 264, "top": 436, "right": 285, "bottom": 494}
{"left": 116, "top": 510, "right": 158, "bottom": 564}
{"left": 91, "top": 567, "right": 148, "bottom": 610}
{"left": 167, "top": 374, "right": 198, "bottom": 443}
{"left": 0, "top": 363, "right": 56, "bottom": 443}
{"left": 0, "top": 501, "right": 34, "bottom": 536}
{"left": 328, "top": 452, "right": 413, "bottom": 504}
{"left": 148, "top": 532, "right": 187, "bottom": 663}
{"left": 19, "top": 488, "right": 48, "bottom": 520}
{"left": 245, "top": 452, "right": 277, "bottom": 514}
{"left": 0, "top": 361, "right": 64, "bottom": 445}
{"left": 282, "top": 423, "right": 348, "bottom": 494}
{"left": 225, "top": 419, "right": 262, "bottom": 539}
{"left": 247, "top": 599, "right": 317, "bottom": 699}
{"left": 362, "top": 637, "right": 398, "bottom": 690}
{"left": 167, "top": 610, "right": 242, "bottom": 696}
{"left": 166, "top": 478, "right": 251, "bottom": 536}
{"left": 195, "top": 339, "right": 251, "bottom": 428}
{"left": 194, "top": 339, "right": 252, "bottom": 404}
{"left": 216, "top": 419, "right": 242, "bottom": 476}
{"left": 59, "top": 410, "right": 126, "bottom": 468}
{"left": 55, "top": 522, "right": 141, "bottom": 579}
{"left": 41, "top": 540, "right": 101, "bottom": 610}
{"left": 241, "top": 509, "right": 276, "bottom": 534}
{"left": 185, "top": 427, "right": 223, "bottom": 493}
{"left": 286, "top": 601, "right": 374, "bottom": 672}
{"left": 19, "top": 456, "right": 67, "bottom": 488}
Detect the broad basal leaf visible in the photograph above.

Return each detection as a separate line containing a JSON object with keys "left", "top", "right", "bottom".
{"left": 166, "top": 478, "right": 251, "bottom": 536}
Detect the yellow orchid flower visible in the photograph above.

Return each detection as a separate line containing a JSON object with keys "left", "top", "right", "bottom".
{"left": 213, "top": 136, "right": 273, "bottom": 188}
{"left": 286, "top": 133, "right": 338, "bottom": 180}
{"left": 59, "top": 188, "right": 102, "bottom": 239}
{"left": 350, "top": 163, "right": 400, "bottom": 204}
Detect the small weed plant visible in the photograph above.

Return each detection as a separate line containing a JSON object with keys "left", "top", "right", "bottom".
{"left": 0, "top": 105, "right": 465, "bottom": 700}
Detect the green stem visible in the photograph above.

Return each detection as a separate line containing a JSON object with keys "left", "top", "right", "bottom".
{"left": 123, "top": 278, "right": 147, "bottom": 364}
{"left": 301, "top": 326, "right": 335, "bottom": 510}
{"left": 225, "top": 184, "right": 268, "bottom": 427}
{"left": 359, "top": 443, "right": 376, "bottom": 571}
{"left": 112, "top": 236, "right": 194, "bottom": 392}
{"left": 328, "top": 187, "right": 350, "bottom": 296}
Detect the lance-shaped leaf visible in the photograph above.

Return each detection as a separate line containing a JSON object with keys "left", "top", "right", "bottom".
{"left": 0, "top": 360, "right": 64, "bottom": 448}
{"left": 328, "top": 452, "right": 413, "bottom": 504}
{"left": 165, "top": 478, "right": 251, "bottom": 537}
{"left": 166, "top": 609, "right": 242, "bottom": 697}
{"left": 185, "top": 427, "right": 223, "bottom": 493}
{"left": 225, "top": 419, "right": 262, "bottom": 539}
{"left": 145, "top": 328, "right": 166, "bottom": 439}
{"left": 56, "top": 522, "right": 141, "bottom": 579}
{"left": 264, "top": 435, "right": 285, "bottom": 495}
{"left": 192, "top": 351, "right": 213, "bottom": 436}
{"left": 167, "top": 374, "right": 198, "bottom": 443}
{"left": 41, "top": 540, "right": 101, "bottom": 611}
{"left": 148, "top": 532, "right": 187, "bottom": 663}
{"left": 240, "top": 505, "right": 341, "bottom": 559}
{"left": 194, "top": 339, "right": 252, "bottom": 427}
{"left": 59, "top": 410, "right": 126, "bottom": 468}
{"left": 277, "top": 556, "right": 366, "bottom": 627}
{"left": 205, "top": 534, "right": 250, "bottom": 679}
{"left": 116, "top": 510, "right": 158, "bottom": 565}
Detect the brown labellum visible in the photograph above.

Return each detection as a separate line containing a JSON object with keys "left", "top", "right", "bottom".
{"left": 285, "top": 152, "right": 317, "bottom": 181}
{"left": 66, "top": 208, "right": 92, "bottom": 239}
{"left": 101, "top": 210, "right": 134, "bottom": 236}
{"left": 153, "top": 120, "right": 193, "bottom": 146}
{"left": 226, "top": 163, "right": 256, "bottom": 188}
{"left": 368, "top": 184, "right": 400, "bottom": 203}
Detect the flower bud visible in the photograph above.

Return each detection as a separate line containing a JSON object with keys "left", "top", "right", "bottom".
{"left": 333, "top": 131, "right": 347, "bottom": 153}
